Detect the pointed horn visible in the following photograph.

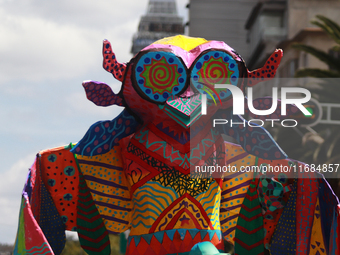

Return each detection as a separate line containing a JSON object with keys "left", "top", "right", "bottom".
{"left": 82, "top": 81, "right": 124, "bottom": 107}
{"left": 102, "top": 40, "right": 127, "bottom": 82}
{"left": 247, "top": 49, "right": 283, "bottom": 87}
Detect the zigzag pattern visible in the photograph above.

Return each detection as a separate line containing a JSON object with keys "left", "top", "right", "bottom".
{"left": 77, "top": 172, "right": 111, "bottom": 255}
{"left": 220, "top": 143, "right": 254, "bottom": 243}
{"left": 234, "top": 178, "right": 264, "bottom": 255}
{"left": 166, "top": 94, "right": 201, "bottom": 116}
{"left": 134, "top": 126, "right": 219, "bottom": 168}
{"left": 127, "top": 229, "right": 223, "bottom": 255}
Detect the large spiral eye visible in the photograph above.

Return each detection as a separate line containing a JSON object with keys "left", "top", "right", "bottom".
{"left": 133, "top": 51, "right": 187, "bottom": 103}
{"left": 191, "top": 50, "right": 239, "bottom": 102}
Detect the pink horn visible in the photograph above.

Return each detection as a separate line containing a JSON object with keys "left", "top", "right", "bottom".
{"left": 247, "top": 49, "right": 283, "bottom": 87}
{"left": 102, "top": 40, "right": 127, "bottom": 82}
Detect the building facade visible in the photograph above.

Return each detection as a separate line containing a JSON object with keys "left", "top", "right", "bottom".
{"left": 245, "top": 0, "right": 340, "bottom": 76}
{"left": 188, "top": 0, "right": 258, "bottom": 62}
{"left": 131, "top": 0, "right": 185, "bottom": 56}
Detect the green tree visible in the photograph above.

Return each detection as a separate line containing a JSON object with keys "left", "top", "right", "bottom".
{"left": 293, "top": 15, "right": 340, "bottom": 78}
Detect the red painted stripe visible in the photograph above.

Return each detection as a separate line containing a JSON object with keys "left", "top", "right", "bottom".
{"left": 240, "top": 204, "right": 261, "bottom": 213}
{"left": 76, "top": 222, "right": 105, "bottom": 232}
{"left": 236, "top": 224, "right": 263, "bottom": 235}
{"left": 77, "top": 207, "right": 98, "bottom": 215}
{"left": 81, "top": 239, "right": 111, "bottom": 252}
{"left": 78, "top": 203, "right": 96, "bottom": 209}
{"left": 77, "top": 213, "right": 101, "bottom": 223}
{"left": 78, "top": 230, "right": 107, "bottom": 243}
{"left": 243, "top": 195, "right": 259, "bottom": 202}
{"left": 234, "top": 237, "right": 263, "bottom": 250}
{"left": 238, "top": 212, "right": 262, "bottom": 222}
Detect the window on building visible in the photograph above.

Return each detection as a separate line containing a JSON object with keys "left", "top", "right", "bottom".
{"left": 280, "top": 58, "right": 299, "bottom": 77}
{"left": 329, "top": 48, "right": 340, "bottom": 71}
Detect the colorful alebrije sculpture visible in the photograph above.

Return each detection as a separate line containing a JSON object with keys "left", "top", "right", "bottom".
{"left": 14, "top": 35, "right": 340, "bottom": 255}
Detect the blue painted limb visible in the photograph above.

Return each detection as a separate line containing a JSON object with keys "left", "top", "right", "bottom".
{"left": 71, "top": 109, "right": 139, "bottom": 156}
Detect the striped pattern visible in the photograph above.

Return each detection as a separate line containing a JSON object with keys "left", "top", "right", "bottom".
{"left": 13, "top": 195, "right": 54, "bottom": 255}
{"left": 77, "top": 172, "right": 111, "bottom": 255}
{"left": 220, "top": 143, "right": 255, "bottom": 243}
{"left": 234, "top": 177, "right": 264, "bottom": 255}
{"left": 77, "top": 147, "right": 132, "bottom": 234}
{"left": 195, "top": 181, "right": 221, "bottom": 229}
{"left": 131, "top": 182, "right": 178, "bottom": 235}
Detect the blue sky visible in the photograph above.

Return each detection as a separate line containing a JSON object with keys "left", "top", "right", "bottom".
{"left": 0, "top": 0, "right": 188, "bottom": 244}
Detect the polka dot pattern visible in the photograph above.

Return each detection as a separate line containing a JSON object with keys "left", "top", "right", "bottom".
{"left": 247, "top": 49, "right": 283, "bottom": 87}
{"left": 270, "top": 179, "right": 297, "bottom": 254}
{"left": 40, "top": 144, "right": 79, "bottom": 231}
{"left": 103, "top": 40, "right": 126, "bottom": 82}
{"left": 83, "top": 81, "right": 123, "bottom": 107}
{"left": 72, "top": 109, "right": 138, "bottom": 157}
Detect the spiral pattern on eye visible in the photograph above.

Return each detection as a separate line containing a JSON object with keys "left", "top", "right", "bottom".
{"left": 149, "top": 62, "right": 176, "bottom": 90}
{"left": 134, "top": 51, "right": 187, "bottom": 103}
{"left": 191, "top": 51, "right": 239, "bottom": 101}
{"left": 198, "top": 60, "right": 229, "bottom": 85}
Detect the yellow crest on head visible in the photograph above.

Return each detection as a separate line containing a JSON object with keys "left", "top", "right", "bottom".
{"left": 152, "top": 35, "right": 208, "bottom": 51}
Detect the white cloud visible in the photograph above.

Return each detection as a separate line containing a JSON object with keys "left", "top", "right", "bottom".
{"left": 0, "top": 153, "right": 35, "bottom": 244}
{"left": 0, "top": 0, "right": 190, "bottom": 245}
{"left": 0, "top": 9, "right": 99, "bottom": 83}
{"left": 0, "top": 0, "right": 153, "bottom": 84}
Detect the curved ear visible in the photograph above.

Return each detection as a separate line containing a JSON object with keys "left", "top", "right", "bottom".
{"left": 247, "top": 49, "right": 283, "bottom": 87}
{"left": 82, "top": 81, "right": 124, "bottom": 107}
{"left": 102, "top": 40, "right": 127, "bottom": 82}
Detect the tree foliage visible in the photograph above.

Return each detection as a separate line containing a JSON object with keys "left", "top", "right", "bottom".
{"left": 292, "top": 15, "right": 340, "bottom": 78}
{"left": 274, "top": 15, "right": 340, "bottom": 196}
